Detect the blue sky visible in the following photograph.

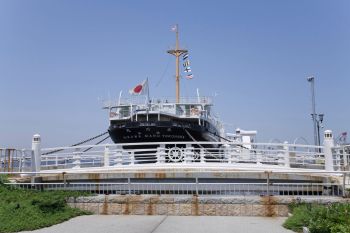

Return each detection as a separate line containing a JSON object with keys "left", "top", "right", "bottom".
{"left": 0, "top": 0, "right": 349, "bottom": 148}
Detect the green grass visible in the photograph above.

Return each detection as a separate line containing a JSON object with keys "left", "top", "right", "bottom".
{"left": 283, "top": 203, "right": 350, "bottom": 233}
{"left": 0, "top": 175, "right": 91, "bottom": 233}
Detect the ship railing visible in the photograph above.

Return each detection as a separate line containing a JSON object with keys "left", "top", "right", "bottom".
{"left": 108, "top": 102, "right": 217, "bottom": 123}
{"left": 104, "top": 96, "right": 213, "bottom": 108}
{"left": 16, "top": 141, "right": 346, "bottom": 172}
{"left": 1, "top": 170, "right": 350, "bottom": 197}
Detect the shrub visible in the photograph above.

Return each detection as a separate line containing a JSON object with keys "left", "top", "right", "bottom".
{"left": 284, "top": 203, "right": 350, "bottom": 233}
{"left": 0, "top": 183, "right": 91, "bottom": 233}
{"left": 283, "top": 205, "right": 312, "bottom": 232}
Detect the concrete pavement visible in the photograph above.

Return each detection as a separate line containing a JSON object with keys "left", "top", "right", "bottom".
{"left": 21, "top": 216, "right": 294, "bottom": 233}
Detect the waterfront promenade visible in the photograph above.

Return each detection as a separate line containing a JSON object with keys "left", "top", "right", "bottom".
{"left": 21, "top": 216, "right": 294, "bottom": 233}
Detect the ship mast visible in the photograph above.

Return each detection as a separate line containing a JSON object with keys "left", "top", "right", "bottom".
{"left": 167, "top": 24, "right": 188, "bottom": 103}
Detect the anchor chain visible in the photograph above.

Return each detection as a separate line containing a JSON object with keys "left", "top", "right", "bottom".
{"left": 42, "top": 131, "right": 109, "bottom": 155}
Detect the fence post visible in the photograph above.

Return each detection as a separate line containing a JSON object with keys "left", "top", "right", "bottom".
{"left": 343, "top": 147, "right": 349, "bottom": 168}
{"left": 195, "top": 177, "right": 199, "bottom": 196}
{"left": 63, "top": 172, "right": 67, "bottom": 189}
{"left": 104, "top": 145, "right": 110, "bottom": 167}
{"left": 323, "top": 130, "right": 335, "bottom": 171}
{"left": 343, "top": 173, "right": 346, "bottom": 198}
{"left": 130, "top": 151, "right": 135, "bottom": 165}
{"left": 185, "top": 144, "right": 194, "bottom": 163}
{"left": 156, "top": 145, "right": 166, "bottom": 164}
{"left": 72, "top": 148, "right": 81, "bottom": 169}
{"left": 256, "top": 148, "right": 262, "bottom": 165}
{"left": 200, "top": 148, "right": 205, "bottom": 163}
{"left": 128, "top": 177, "right": 131, "bottom": 195}
{"left": 284, "top": 141, "right": 290, "bottom": 168}
{"left": 114, "top": 146, "right": 123, "bottom": 166}
{"left": 31, "top": 134, "right": 41, "bottom": 173}
{"left": 19, "top": 149, "right": 25, "bottom": 172}
{"left": 266, "top": 171, "right": 270, "bottom": 196}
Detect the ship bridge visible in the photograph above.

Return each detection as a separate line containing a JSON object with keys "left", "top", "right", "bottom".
{"left": 104, "top": 96, "right": 221, "bottom": 129}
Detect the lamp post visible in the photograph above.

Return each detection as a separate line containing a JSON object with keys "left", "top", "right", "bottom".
{"left": 307, "top": 76, "right": 324, "bottom": 147}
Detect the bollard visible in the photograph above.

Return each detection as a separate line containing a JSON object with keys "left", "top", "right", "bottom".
{"left": 323, "top": 130, "right": 335, "bottom": 171}
{"left": 31, "top": 134, "right": 41, "bottom": 173}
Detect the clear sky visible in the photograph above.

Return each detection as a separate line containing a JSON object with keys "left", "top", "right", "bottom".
{"left": 0, "top": 0, "right": 349, "bottom": 149}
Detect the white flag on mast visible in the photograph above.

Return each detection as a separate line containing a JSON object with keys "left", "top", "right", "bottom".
{"left": 171, "top": 25, "right": 177, "bottom": 32}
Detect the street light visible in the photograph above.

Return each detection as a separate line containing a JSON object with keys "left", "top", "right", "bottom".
{"left": 307, "top": 76, "right": 324, "bottom": 147}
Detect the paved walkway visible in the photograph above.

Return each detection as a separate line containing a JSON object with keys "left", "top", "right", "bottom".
{"left": 22, "top": 216, "right": 294, "bottom": 233}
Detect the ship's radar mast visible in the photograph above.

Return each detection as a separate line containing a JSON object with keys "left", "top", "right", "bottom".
{"left": 167, "top": 24, "right": 188, "bottom": 103}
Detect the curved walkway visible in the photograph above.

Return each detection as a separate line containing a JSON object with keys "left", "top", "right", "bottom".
{"left": 21, "top": 216, "right": 294, "bottom": 233}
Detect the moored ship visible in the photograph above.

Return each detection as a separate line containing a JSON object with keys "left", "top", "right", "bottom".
{"left": 104, "top": 26, "right": 225, "bottom": 156}
{"left": 107, "top": 96, "right": 223, "bottom": 145}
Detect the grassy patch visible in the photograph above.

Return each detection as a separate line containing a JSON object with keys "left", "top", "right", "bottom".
{"left": 0, "top": 176, "right": 91, "bottom": 233}
{"left": 284, "top": 203, "right": 350, "bottom": 233}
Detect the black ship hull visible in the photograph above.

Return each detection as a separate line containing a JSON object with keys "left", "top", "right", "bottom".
{"left": 108, "top": 120, "right": 221, "bottom": 163}
{"left": 108, "top": 121, "right": 219, "bottom": 145}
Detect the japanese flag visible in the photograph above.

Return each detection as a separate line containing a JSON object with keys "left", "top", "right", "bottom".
{"left": 129, "top": 79, "right": 148, "bottom": 95}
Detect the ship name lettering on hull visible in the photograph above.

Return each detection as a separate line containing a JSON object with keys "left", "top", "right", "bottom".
{"left": 122, "top": 134, "right": 185, "bottom": 140}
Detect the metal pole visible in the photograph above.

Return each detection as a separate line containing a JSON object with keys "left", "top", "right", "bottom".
{"left": 175, "top": 25, "right": 180, "bottom": 103}
{"left": 167, "top": 24, "right": 188, "bottom": 103}
{"left": 317, "top": 120, "right": 321, "bottom": 149}
{"left": 307, "top": 77, "right": 318, "bottom": 146}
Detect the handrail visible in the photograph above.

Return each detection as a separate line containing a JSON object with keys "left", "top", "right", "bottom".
{"left": 1, "top": 170, "right": 350, "bottom": 175}
{"left": 41, "top": 141, "right": 325, "bottom": 152}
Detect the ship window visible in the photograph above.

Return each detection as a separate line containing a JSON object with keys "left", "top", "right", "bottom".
{"left": 204, "top": 106, "right": 211, "bottom": 117}
{"left": 162, "top": 104, "right": 175, "bottom": 113}
{"left": 118, "top": 106, "right": 131, "bottom": 118}
{"left": 189, "top": 105, "right": 201, "bottom": 116}
{"left": 176, "top": 105, "right": 185, "bottom": 116}
{"left": 185, "top": 105, "right": 191, "bottom": 117}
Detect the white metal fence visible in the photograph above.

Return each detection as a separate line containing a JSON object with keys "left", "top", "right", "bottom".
{"left": 0, "top": 148, "right": 32, "bottom": 172}
{"left": 2, "top": 142, "right": 350, "bottom": 173}
{"left": 33, "top": 142, "right": 349, "bottom": 171}
{"left": 1, "top": 170, "right": 349, "bottom": 197}
{"left": 3, "top": 181, "right": 346, "bottom": 197}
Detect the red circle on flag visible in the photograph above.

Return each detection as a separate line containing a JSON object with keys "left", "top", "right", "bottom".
{"left": 133, "top": 85, "right": 143, "bottom": 93}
